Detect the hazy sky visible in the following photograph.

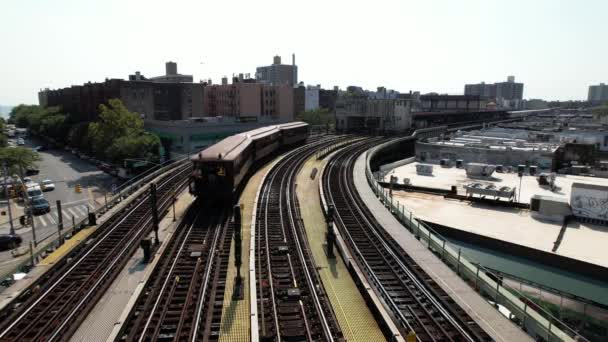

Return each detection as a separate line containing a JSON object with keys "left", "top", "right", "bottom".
{"left": 1, "top": 0, "right": 606, "bottom": 105}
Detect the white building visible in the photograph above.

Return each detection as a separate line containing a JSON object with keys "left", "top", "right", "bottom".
{"left": 305, "top": 85, "right": 320, "bottom": 111}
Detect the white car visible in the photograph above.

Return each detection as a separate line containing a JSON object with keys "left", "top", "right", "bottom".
{"left": 17, "top": 138, "right": 25, "bottom": 145}
{"left": 41, "top": 179, "right": 55, "bottom": 191}
{"left": 26, "top": 186, "right": 44, "bottom": 201}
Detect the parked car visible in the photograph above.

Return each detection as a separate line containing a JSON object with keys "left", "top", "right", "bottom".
{"left": 0, "top": 234, "right": 22, "bottom": 251}
{"left": 41, "top": 179, "right": 55, "bottom": 191}
{"left": 26, "top": 198, "right": 51, "bottom": 215}
{"left": 17, "top": 138, "right": 25, "bottom": 145}
{"left": 98, "top": 163, "right": 112, "bottom": 172}
{"left": 22, "top": 177, "right": 33, "bottom": 184}
{"left": 25, "top": 167, "right": 40, "bottom": 176}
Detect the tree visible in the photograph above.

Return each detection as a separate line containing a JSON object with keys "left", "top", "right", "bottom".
{"left": 40, "top": 114, "right": 67, "bottom": 141}
{"left": 105, "top": 132, "right": 161, "bottom": 164}
{"left": 86, "top": 99, "right": 160, "bottom": 163}
{"left": 68, "top": 122, "right": 91, "bottom": 151}
{"left": 88, "top": 99, "right": 143, "bottom": 158}
{"left": 296, "top": 108, "right": 334, "bottom": 126}
{"left": 0, "top": 147, "right": 42, "bottom": 176}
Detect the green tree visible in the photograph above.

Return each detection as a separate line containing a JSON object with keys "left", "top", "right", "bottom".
{"left": 0, "top": 147, "right": 41, "bottom": 176}
{"left": 68, "top": 122, "right": 91, "bottom": 151}
{"left": 105, "top": 132, "right": 160, "bottom": 164}
{"left": 296, "top": 108, "right": 334, "bottom": 126}
{"left": 0, "top": 118, "right": 7, "bottom": 148}
{"left": 88, "top": 99, "right": 143, "bottom": 158}
{"left": 40, "top": 114, "right": 67, "bottom": 141}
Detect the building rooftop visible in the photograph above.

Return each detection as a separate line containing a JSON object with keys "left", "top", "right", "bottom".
{"left": 382, "top": 161, "right": 608, "bottom": 271}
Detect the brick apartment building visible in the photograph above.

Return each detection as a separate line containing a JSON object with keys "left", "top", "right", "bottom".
{"left": 39, "top": 62, "right": 203, "bottom": 122}
{"left": 203, "top": 78, "right": 293, "bottom": 122}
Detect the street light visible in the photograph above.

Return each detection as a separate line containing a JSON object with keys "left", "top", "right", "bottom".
{"left": 2, "top": 162, "right": 15, "bottom": 235}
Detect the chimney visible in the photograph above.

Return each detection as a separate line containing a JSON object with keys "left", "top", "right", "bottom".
{"left": 292, "top": 53, "right": 296, "bottom": 86}
{"left": 166, "top": 61, "right": 177, "bottom": 75}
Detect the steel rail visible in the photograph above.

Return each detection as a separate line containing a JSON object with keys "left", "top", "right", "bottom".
{"left": 256, "top": 137, "right": 342, "bottom": 341}
{"left": 324, "top": 140, "right": 488, "bottom": 342}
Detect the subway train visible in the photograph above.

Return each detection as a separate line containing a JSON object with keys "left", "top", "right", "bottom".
{"left": 190, "top": 121, "right": 309, "bottom": 202}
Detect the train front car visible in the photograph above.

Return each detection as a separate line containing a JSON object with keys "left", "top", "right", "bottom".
{"left": 278, "top": 121, "right": 309, "bottom": 146}
{"left": 190, "top": 134, "right": 250, "bottom": 204}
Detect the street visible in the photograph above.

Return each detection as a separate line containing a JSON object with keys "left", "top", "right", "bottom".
{"left": 0, "top": 138, "right": 115, "bottom": 274}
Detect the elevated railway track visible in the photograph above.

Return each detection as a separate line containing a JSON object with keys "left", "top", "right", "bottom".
{"left": 323, "top": 139, "right": 493, "bottom": 342}
{"left": 0, "top": 162, "right": 191, "bottom": 341}
{"left": 255, "top": 137, "right": 344, "bottom": 341}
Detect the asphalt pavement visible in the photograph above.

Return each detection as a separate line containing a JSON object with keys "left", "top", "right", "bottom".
{"left": 0, "top": 137, "right": 116, "bottom": 275}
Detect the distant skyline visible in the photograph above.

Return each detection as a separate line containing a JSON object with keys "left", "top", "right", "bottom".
{"left": 1, "top": 0, "right": 607, "bottom": 105}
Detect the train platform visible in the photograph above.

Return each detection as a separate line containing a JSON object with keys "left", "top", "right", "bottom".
{"left": 354, "top": 155, "right": 533, "bottom": 342}
{"left": 38, "top": 226, "right": 96, "bottom": 266}
{"left": 75, "top": 188, "right": 195, "bottom": 341}
{"left": 297, "top": 156, "right": 386, "bottom": 341}
{"left": 218, "top": 160, "right": 279, "bottom": 342}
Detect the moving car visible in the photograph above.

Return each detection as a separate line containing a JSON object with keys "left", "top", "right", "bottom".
{"left": 27, "top": 198, "right": 51, "bottom": 215}
{"left": 41, "top": 179, "right": 55, "bottom": 191}
{"left": 0, "top": 234, "right": 22, "bottom": 251}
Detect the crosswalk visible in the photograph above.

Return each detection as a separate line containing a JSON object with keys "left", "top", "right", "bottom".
{"left": 34, "top": 203, "right": 95, "bottom": 228}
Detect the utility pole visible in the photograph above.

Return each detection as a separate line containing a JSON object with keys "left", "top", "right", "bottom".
{"left": 2, "top": 162, "right": 15, "bottom": 235}
{"left": 150, "top": 183, "right": 159, "bottom": 245}
{"left": 232, "top": 204, "right": 244, "bottom": 300}
{"left": 56, "top": 200, "right": 63, "bottom": 245}
{"left": 326, "top": 204, "right": 336, "bottom": 258}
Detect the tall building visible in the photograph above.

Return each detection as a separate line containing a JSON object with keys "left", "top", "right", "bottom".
{"left": 465, "top": 76, "right": 524, "bottom": 109}
{"left": 256, "top": 55, "right": 298, "bottom": 86}
{"left": 305, "top": 85, "right": 320, "bottom": 111}
{"left": 588, "top": 83, "right": 608, "bottom": 104}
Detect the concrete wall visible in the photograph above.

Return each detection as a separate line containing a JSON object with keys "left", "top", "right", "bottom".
{"left": 416, "top": 141, "right": 554, "bottom": 168}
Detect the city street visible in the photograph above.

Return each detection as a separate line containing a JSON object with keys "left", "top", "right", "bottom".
{"left": 0, "top": 138, "right": 115, "bottom": 274}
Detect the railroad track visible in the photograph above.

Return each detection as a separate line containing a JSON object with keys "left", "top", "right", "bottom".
{"left": 117, "top": 203, "right": 232, "bottom": 341}
{"left": 323, "top": 140, "right": 493, "bottom": 342}
{"left": 255, "top": 138, "right": 343, "bottom": 341}
{"left": 0, "top": 162, "right": 191, "bottom": 342}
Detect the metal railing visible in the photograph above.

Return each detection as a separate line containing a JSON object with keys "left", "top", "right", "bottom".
{"left": 364, "top": 133, "right": 587, "bottom": 342}
{"left": 0, "top": 156, "right": 190, "bottom": 290}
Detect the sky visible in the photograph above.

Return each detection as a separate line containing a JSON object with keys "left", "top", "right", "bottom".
{"left": 1, "top": 0, "right": 606, "bottom": 105}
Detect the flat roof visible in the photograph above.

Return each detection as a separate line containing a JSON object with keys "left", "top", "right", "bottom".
{"left": 383, "top": 162, "right": 608, "bottom": 269}
{"left": 196, "top": 134, "right": 249, "bottom": 161}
